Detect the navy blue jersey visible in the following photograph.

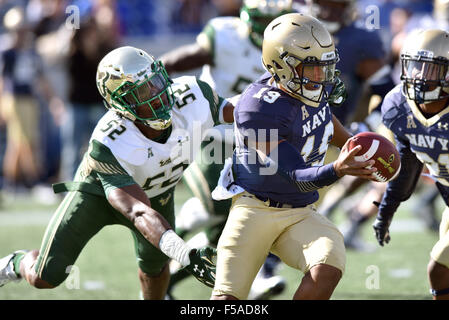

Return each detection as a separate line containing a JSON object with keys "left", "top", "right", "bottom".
{"left": 233, "top": 73, "right": 335, "bottom": 207}
{"left": 379, "top": 84, "right": 449, "bottom": 217}
{"left": 331, "top": 21, "right": 386, "bottom": 125}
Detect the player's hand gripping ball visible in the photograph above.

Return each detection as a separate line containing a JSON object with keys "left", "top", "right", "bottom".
{"left": 347, "top": 132, "right": 401, "bottom": 182}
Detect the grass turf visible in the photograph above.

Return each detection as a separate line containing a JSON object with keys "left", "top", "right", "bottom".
{"left": 0, "top": 185, "right": 444, "bottom": 300}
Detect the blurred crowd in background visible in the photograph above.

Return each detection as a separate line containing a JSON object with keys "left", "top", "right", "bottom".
{"left": 0, "top": 0, "right": 437, "bottom": 204}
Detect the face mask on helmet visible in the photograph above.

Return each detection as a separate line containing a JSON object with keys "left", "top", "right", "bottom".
{"left": 401, "top": 53, "right": 449, "bottom": 104}
{"left": 111, "top": 61, "right": 175, "bottom": 130}
{"left": 241, "top": 0, "right": 293, "bottom": 47}
{"left": 283, "top": 52, "right": 338, "bottom": 103}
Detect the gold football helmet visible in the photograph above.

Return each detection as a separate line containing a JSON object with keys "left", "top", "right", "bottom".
{"left": 262, "top": 13, "right": 339, "bottom": 107}
{"left": 400, "top": 29, "right": 449, "bottom": 104}
{"left": 96, "top": 46, "right": 175, "bottom": 130}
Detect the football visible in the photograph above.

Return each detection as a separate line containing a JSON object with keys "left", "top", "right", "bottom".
{"left": 347, "top": 132, "right": 401, "bottom": 182}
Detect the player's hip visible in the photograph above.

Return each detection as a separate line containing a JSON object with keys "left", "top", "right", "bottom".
{"left": 217, "top": 191, "right": 321, "bottom": 245}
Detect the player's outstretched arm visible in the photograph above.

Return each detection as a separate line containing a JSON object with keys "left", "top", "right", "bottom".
{"left": 108, "top": 184, "right": 172, "bottom": 247}
{"left": 107, "top": 184, "right": 216, "bottom": 287}
{"left": 257, "top": 139, "right": 377, "bottom": 193}
{"left": 372, "top": 144, "right": 424, "bottom": 246}
{"left": 159, "top": 43, "right": 213, "bottom": 75}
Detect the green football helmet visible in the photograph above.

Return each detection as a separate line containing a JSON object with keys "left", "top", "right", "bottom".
{"left": 240, "top": 0, "right": 294, "bottom": 48}
{"left": 96, "top": 46, "right": 175, "bottom": 131}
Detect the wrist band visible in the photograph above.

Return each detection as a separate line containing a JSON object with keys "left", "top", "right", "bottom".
{"left": 159, "top": 230, "right": 191, "bottom": 267}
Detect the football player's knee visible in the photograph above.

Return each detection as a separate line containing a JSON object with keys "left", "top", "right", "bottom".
{"left": 138, "top": 257, "right": 170, "bottom": 277}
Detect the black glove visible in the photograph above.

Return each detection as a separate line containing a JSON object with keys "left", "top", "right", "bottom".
{"left": 373, "top": 214, "right": 391, "bottom": 247}
{"left": 328, "top": 70, "right": 347, "bottom": 107}
{"left": 183, "top": 247, "right": 216, "bottom": 288}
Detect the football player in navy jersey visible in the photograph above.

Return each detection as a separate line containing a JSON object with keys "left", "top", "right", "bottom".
{"left": 211, "top": 13, "right": 378, "bottom": 300}
{"left": 303, "top": 0, "right": 397, "bottom": 250}
{"left": 160, "top": 0, "right": 294, "bottom": 300}
{"left": 373, "top": 29, "right": 449, "bottom": 300}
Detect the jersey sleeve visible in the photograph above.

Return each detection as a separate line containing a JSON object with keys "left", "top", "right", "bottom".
{"left": 195, "top": 78, "right": 228, "bottom": 125}
{"left": 235, "top": 92, "right": 292, "bottom": 142}
{"left": 87, "top": 139, "right": 137, "bottom": 197}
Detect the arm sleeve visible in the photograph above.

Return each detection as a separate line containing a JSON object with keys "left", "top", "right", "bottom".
{"left": 87, "top": 139, "right": 138, "bottom": 197}
{"left": 378, "top": 137, "right": 423, "bottom": 221}
{"left": 267, "top": 140, "right": 340, "bottom": 192}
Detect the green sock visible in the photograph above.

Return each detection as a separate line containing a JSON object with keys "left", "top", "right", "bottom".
{"left": 12, "top": 252, "right": 26, "bottom": 277}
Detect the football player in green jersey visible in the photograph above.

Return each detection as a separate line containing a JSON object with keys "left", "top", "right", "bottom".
{"left": 0, "top": 46, "right": 235, "bottom": 299}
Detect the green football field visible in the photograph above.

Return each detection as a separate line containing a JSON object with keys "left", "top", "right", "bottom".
{"left": 0, "top": 183, "right": 445, "bottom": 300}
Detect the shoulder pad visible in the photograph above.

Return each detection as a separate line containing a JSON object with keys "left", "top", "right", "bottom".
{"left": 236, "top": 83, "right": 295, "bottom": 139}
{"left": 92, "top": 114, "right": 147, "bottom": 167}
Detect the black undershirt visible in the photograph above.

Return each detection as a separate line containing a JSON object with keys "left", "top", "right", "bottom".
{"left": 151, "top": 125, "right": 173, "bottom": 144}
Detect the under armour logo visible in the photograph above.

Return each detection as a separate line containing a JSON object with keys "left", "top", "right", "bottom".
{"left": 193, "top": 264, "right": 205, "bottom": 277}
{"left": 437, "top": 122, "right": 449, "bottom": 131}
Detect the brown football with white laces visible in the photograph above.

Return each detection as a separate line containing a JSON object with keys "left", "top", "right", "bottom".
{"left": 347, "top": 132, "right": 401, "bottom": 182}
